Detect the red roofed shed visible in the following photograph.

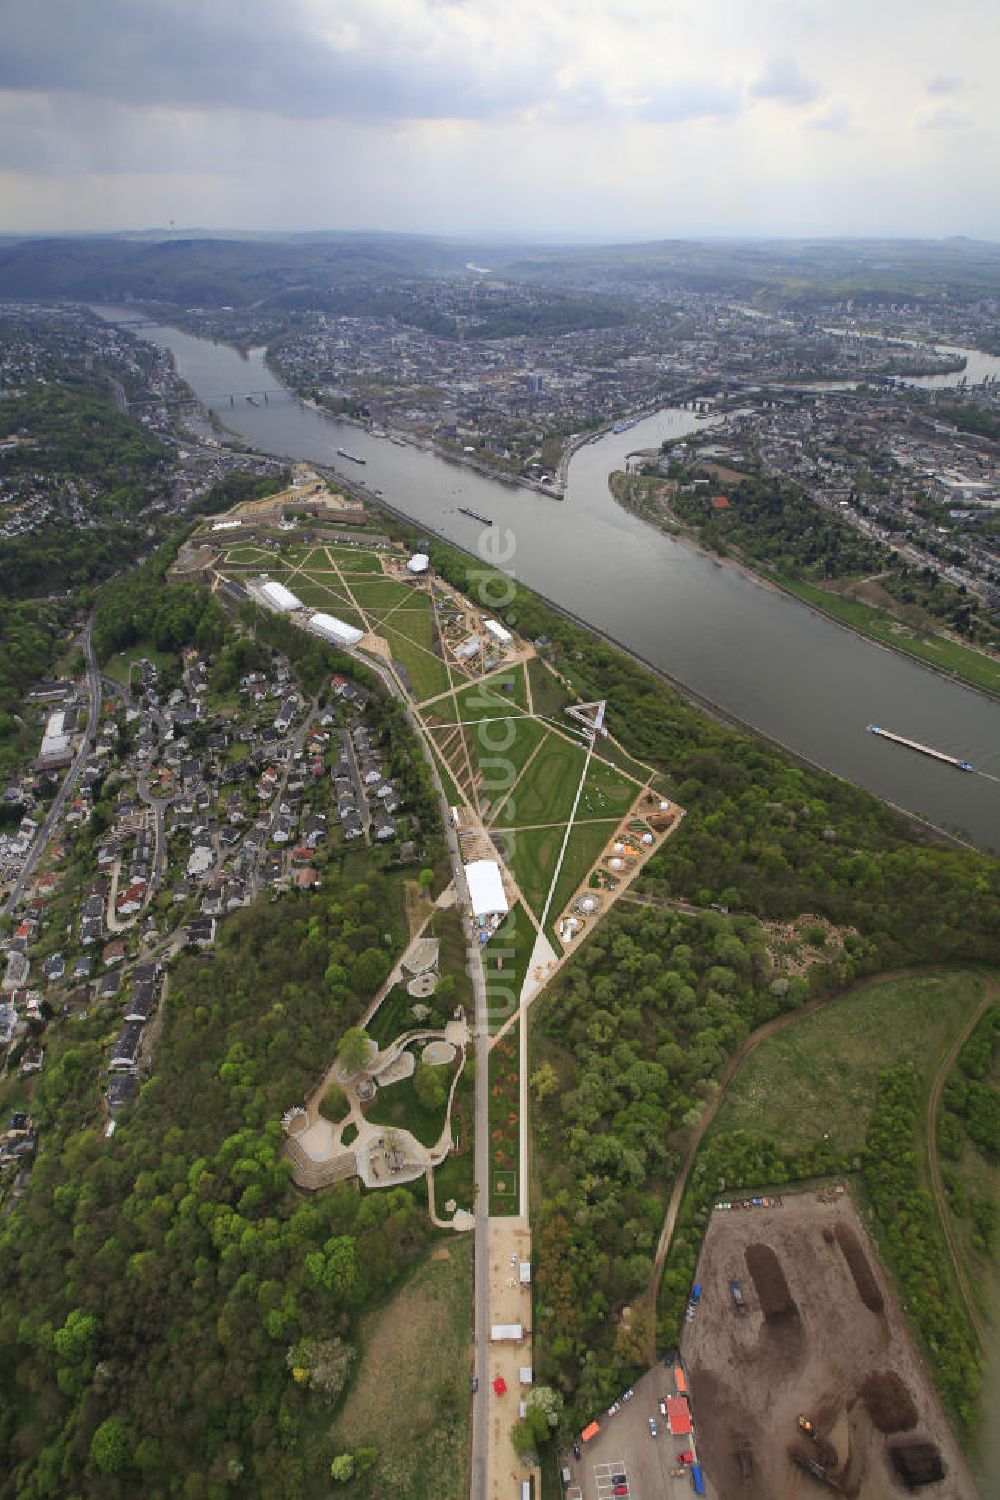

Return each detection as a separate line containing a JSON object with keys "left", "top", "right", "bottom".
{"left": 666, "top": 1396, "right": 691, "bottom": 1435}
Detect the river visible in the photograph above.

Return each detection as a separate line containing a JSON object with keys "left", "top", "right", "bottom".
{"left": 97, "top": 310, "right": 1000, "bottom": 852}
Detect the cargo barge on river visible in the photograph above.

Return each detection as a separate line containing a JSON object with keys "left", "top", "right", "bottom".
{"left": 867, "top": 724, "right": 973, "bottom": 772}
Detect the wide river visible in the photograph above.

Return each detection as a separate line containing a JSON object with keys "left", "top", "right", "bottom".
{"left": 100, "top": 311, "right": 1000, "bottom": 852}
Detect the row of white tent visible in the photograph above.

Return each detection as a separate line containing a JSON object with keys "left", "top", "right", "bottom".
{"left": 258, "top": 579, "right": 363, "bottom": 647}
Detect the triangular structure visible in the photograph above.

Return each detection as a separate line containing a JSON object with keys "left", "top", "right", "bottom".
{"left": 565, "top": 698, "right": 607, "bottom": 738}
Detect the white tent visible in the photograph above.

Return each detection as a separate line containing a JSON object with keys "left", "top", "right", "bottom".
{"left": 309, "top": 612, "right": 364, "bottom": 647}
{"left": 483, "top": 618, "right": 513, "bottom": 645}
{"left": 407, "top": 552, "right": 430, "bottom": 574}
{"left": 261, "top": 579, "right": 303, "bottom": 612}
{"left": 464, "top": 859, "right": 509, "bottom": 918}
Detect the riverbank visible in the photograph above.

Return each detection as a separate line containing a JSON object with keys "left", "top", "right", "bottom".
{"left": 609, "top": 469, "right": 1000, "bottom": 704}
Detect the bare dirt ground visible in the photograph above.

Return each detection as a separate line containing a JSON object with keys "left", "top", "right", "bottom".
{"left": 681, "top": 1190, "right": 978, "bottom": 1500}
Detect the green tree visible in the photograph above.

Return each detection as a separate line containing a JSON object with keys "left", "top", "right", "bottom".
{"left": 90, "top": 1417, "right": 132, "bottom": 1476}
{"left": 330, "top": 1454, "right": 354, "bottom": 1482}
{"left": 337, "top": 1027, "right": 373, "bottom": 1074}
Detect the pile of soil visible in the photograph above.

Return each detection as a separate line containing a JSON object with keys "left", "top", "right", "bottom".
{"left": 835, "top": 1224, "right": 885, "bottom": 1313}
{"left": 861, "top": 1371, "right": 919, "bottom": 1433}
{"left": 745, "top": 1243, "right": 796, "bottom": 1320}
{"left": 889, "top": 1440, "right": 945, "bottom": 1489}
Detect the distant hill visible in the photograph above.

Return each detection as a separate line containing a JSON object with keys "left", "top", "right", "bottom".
{"left": 1, "top": 231, "right": 998, "bottom": 311}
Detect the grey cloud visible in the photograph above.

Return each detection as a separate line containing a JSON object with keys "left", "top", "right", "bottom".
{"left": 925, "top": 74, "right": 962, "bottom": 95}
{"left": 0, "top": 0, "right": 547, "bottom": 122}
{"left": 749, "top": 56, "right": 819, "bottom": 106}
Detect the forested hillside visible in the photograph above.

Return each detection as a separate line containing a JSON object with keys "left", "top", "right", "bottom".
{"left": 0, "top": 877, "right": 430, "bottom": 1499}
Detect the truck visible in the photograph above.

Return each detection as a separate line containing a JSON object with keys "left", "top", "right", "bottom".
{"left": 690, "top": 1464, "right": 705, "bottom": 1495}
{"left": 729, "top": 1278, "right": 746, "bottom": 1312}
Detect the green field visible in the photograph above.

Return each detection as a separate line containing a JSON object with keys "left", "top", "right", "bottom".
{"left": 527, "top": 656, "right": 570, "bottom": 717}
{"left": 283, "top": 575, "right": 364, "bottom": 621}
{"left": 543, "top": 819, "right": 621, "bottom": 946}
{"left": 347, "top": 577, "right": 419, "bottom": 616}
{"left": 104, "top": 641, "right": 176, "bottom": 686}
{"left": 470, "top": 717, "right": 549, "bottom": 820}
{"left": 578, "top": 753, "right": 642, "bottom": 820}
{"left": 492, "top": 730, "right": 587, "bottom": 828}
{"left": 327, "top": 1244, "right": 472, "bottom": 1500}
{"left": 781, "top": 576, "right": 1000, "bottom": 698}
{"left": 712, "top": 969, "right": 987, "bottom": 1157}
{"left": 383, "top": 623, "right": 450, "bottom": 700}
{"left": 322, "top": 545, "right": 386, "bottom": 572}
{"left": 507, "top": 824, "right": 565, "bottom": 921}
{"left": 451, "top": 678, "right": 527, "bottom": 723}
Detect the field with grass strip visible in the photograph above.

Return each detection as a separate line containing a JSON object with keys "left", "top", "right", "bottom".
{"left": 327, "top": 1243, "right": 472, "bottom": 1500}
{"left": 507, "top": 825, "right": 564, "bottom": 924}
{"left": 283, "top": 575, "right": 364, "bottom": 621}
{"left": 322, "top": 545, "right": 387, "bottom": 572}
{"left": 451, "top": 678, "right": 528, "bottom": 723}
{"left": 348, "top": 577, "right": 421, "bottom": 616}
{"left": 780, "top": 576, "right": 1000, "bottom": 697}
{"left": 712, "top": 969, "right": 987, "bottom": 1157}
{"left": 471, "top": 718, "right": 549, "bottom": 821}
{"left": 496, "top": 731, "right": 587, "bottom": 828}
{"left": 384, "top": 631, "right": 450, "bottom": 700}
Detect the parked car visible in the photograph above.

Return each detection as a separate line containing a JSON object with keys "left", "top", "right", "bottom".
{"left": 572, "top": 1443, "right": 582, "bottom": 1460}
{"left": 648, "top": 1417, "right": 658, "bottom": 1437}
{"left": 470, "top": 1376, "right": 478, "bottom": 1392}
{"left": 622, "top": 1387, "right": 635, "bottom": 1402}
{"left": 659, "top": 1397, "right": 667, "bottom": 1415}
{"left": 607, "top": 1401, "right": 621, "bottom": 1417}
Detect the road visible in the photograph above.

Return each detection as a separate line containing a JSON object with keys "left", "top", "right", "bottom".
{"left": 4, "top": 617, "right": 101, "bottom": 914}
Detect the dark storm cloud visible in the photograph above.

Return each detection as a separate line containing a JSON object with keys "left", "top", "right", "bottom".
{"left": 0, "top": 0, "right": 543, "bottom": 121}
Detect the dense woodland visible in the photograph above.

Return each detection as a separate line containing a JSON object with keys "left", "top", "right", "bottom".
{"left": 0, "top": 876, "right": 435, "bottom": 1499}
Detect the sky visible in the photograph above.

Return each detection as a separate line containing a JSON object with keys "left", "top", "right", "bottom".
{"left": 0, "top": 0, "right": 998, "bottom": 241}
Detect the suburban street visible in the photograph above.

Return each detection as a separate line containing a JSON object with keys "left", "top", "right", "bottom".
{"left": 4, "top": 616, "right": 101, "bottom": 913}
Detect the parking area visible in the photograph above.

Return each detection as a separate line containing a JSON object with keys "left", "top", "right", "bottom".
{"left": 561, "top": 1364, "right": 705, "bottom": 1500}
{"left": 593, "top": 1459, "right": 629, "bottom": 1500}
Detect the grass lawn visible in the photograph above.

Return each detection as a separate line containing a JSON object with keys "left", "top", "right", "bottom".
{"left": 220, "top": 542, "right": 273, "bottom": 564}
{"left": 323, "top": 545, "right": 386, "bottom": 573}
{"left": 366, "top": 1054, "right": 453, "bottom": 1149}
{"left": 496, "top": 731, "right": 587, "bottom": 829}
{"left": 431, "top": 904, "right": 473, "bottom": 1013}
{"left": 471, "top": 717, "right": 549, "bottom": 822}
{"left": 383, "top": 625, "right": 450, "bottom": 700}
{"left": 488, "top": 1024, "right": 520, "bottom": 1213}
{"left": 327, "top": 1242, "right": 472, "bottom": 1500}
{"left": 483, "top": 902, "right": 536, "bottom": 1031}
{"left": 284, "top": 575, "right": 365, "bottom": 623}
{"left": 527, "top": 656, "right": 571, "bottom": 718}
{"left": 711, "top": 969, "right": 987, "bottom": 1158}
{"left": 367, "top": 985, "right": 414, "bottom": 1050}
{"left": 433, "top": 1064, "right": 475, "bottom": 1214}
{"left": 103, "top": 641, "right": 176, "bottom": 687}
{"left": 426, "top": 733, "right": 467, "bottom": 809}
{"left": 507, "top": 825, "right": 564, "bottom": 924}
{"left": 578, "top": 753, "right": 642, "bottom": 820}
{"left": 938, "top": 1005, "right": 1000, "bottom": 1325}
{"left": 347, "top": 577, "right": 418, "bottom": 616}
{"left": 780, "top": 576, "right": 1000, "bottom": 697}
{"left": 451, "top": 677, "right": 528, "bottom": 723}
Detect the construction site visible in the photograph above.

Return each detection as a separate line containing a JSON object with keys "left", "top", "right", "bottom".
{"left": 681, "top": 1191, "right": 978, "bottom": 1500}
